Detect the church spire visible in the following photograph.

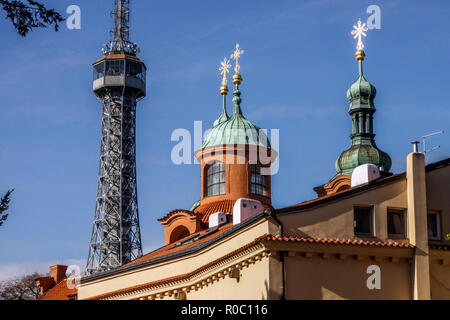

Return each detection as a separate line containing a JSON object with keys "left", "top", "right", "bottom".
{"left": 334, "top": 19, "right": 392, "bottom": 176}
{"left": 315, "top": 19, "right": 392, "bottom": 197}
{"left": 230, "top": 43, "right": 244, "bottom": 116}
{"left": 214, "top": 57, "right": 231, "bottom": 127}
{"left": 336, "top": 20, "right": 392, "bottom": 177}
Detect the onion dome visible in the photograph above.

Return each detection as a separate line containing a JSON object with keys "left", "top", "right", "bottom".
{"left": 335, "top": 142, "right": 392, "bottom": 176}
{"left": 202, "top": 89, "right": 271, "bottom": 149}
{"left": 334, "top": 48, "right": 391, "bottom": 177}
{"left": 347, "top": 74, "right": 376, "bottom": 112}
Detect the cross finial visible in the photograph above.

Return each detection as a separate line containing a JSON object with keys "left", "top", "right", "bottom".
{"left": 219, "top": 57, "right": 231, "bottom": 86}
{"left": 219, "top": 57, "right": 231, "bottom": 95}
{"left": 230, "top": 43, "right": 244, "bottom": 74}
{"left": 351, "top": 19, "right": 368, "bottom": 51}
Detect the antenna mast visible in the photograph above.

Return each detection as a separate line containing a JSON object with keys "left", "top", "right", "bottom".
{"left": 421, "top": 130, "right": 444, "bottom": 154}
{"left": 105, "top": 0, "right": 138, "bottom": 55}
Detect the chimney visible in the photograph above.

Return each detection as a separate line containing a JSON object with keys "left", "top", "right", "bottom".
{"left": 406, "top": 151, "right": 431, "bottom": 300}
{"left": 35, "top": 276, "right": 55, "bottom": 296}
{"left": 50, "top": 265, "right": 68, "bottom": 284}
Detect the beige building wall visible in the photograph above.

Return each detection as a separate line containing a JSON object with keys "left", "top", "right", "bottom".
{"left": 429, "top": 250, "right": 450, "bottom": 300}
{"left": 279, "top": 179, "right": 407, "bottom": 242}
{"left": 285, "top": 255, "right": 411, "bottom": 300}
{"left": 78, "top": 218, "right": 279, "bottom": 300}
{"left": 426, "top": 165, "right": 450, "bottom": 236}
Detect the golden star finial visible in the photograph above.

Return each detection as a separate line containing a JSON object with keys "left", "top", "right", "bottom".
{"left": 351, "top": 19, "right": 368, "bottom": 51}
{"left": 219, "top": 57, "right": 231, "bottom": 86}
{"left": 230, "top": 43, "right": 244, "bottom": 74}
{"left": 219, "top": 57, "right": 231, "bottom": 95}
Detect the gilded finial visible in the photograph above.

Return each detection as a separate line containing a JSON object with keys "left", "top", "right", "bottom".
{"left": 351, "top": 19, "right": 368, "bottom": 61}
{"left": 230, "top": 43, "right": 244, "bottom": 86}
{"left": 219, "top": 57, "right": 231, "bottom": 95}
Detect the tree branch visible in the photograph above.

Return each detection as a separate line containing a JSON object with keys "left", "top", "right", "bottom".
{"left": 0, "top": 0, "right": 64, "bottom": 36}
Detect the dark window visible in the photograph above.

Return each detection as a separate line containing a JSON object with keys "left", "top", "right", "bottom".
{"left": 251, "top": 164, "right": 268, "bottom": 196}
{"left": 387, "top": 209, "right": 406, "bottom": 237}
{"left": 206, "top": 161, "right": 225, "bottom": 197}
{"left": 93, "top": 62, "right": 104, "bottom": 80}
{"left": 354, "top": 206, "right": 373, "bottom": 236}
{"left": 126, "top": 61, "right": 146, "bottom": 81}
{"left": 105, "top": 60, "right": 125, "bottom": 76}
{"left": 427, "top": 212, "right": 441, "bottom": 240}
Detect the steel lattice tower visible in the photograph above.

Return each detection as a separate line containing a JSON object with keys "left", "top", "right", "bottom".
{"left": 87, "top": 0, "right": 146, "bottom": 274}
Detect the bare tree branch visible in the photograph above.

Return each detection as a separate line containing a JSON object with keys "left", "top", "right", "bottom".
{"left": 0, "top": 272, "right": 42, "bottom": 300}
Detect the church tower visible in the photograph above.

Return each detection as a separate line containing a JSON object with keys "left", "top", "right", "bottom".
{"left": 159, "top": 45, "right": 277, "bottom": 245}
{"left": 315, "top": 20, "right": 391, "bottom": 197}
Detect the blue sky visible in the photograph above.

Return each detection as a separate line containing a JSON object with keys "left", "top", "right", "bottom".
{"left": 0, "top": 0, "right": 449, "bottom": 279}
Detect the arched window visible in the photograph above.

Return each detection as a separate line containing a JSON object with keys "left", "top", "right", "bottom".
{"left": 251, "top": 164, "right": 268, "bottom": 196}
{"left": 206, "top": 161, "right": 226, "bottom": 197}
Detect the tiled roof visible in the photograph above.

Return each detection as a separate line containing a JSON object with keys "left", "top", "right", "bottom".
{"left": 276, "top": 172, "right": 406, "bottom": 214}
{"left": 157, "top": 209, "right": 195, "bottom": 223}
{"left": 85, "top": 239, "right": 261, "bottom": 300}
{"left": 260, "top": 235, "right": 415, "bottom": 248}
{"left": 195, "top": 200, "right": 273, "bottom": 223}
{"left": 124, "top": 223, "right": 234, "bottom": 267}
{"left": 40, "top": 279, "right": 77, "bottom": 300}
{"left": 281, "top": 157, "right": 450, "bottom": 215}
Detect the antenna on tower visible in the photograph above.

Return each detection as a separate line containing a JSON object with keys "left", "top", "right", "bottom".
{"left": 421, "top": 130, "right": 444, "bottom": 154}
{"left": 106, "top": 0, "right": 139, "bottom": 55}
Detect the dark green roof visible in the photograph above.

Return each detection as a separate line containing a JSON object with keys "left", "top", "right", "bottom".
{"left": 202, "top": 89, "right": 271, "bottom": 149}
{"left": 333, "top": 58, "right": 391, "bottom": 180}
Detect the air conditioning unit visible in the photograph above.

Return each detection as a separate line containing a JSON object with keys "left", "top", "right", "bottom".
{"left": 208, "top": 212, "right": 227, "bottom": 228}
{"left": 233, "top": 198, "right": 263, "bottom": 225}
{"left": 351, "top": 164, "right": 381, "bottom": 188}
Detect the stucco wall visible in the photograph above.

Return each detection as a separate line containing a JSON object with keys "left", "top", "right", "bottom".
{"left": 426, "top": 165, "right": 450, "bottom": 237}
{"left": 285, "top": 255, "right": 411, "bottom": 300}
{"left": 279, "top": 179, "right": 408, "bottom": 241}
{"left": 78, "top": 218, "right": 278, "bottom": 300}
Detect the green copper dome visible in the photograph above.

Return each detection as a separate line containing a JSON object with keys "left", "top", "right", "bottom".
{"left": 335, "top": 141, "right": 392, "bottom": 176}
{"left": 213, "top": 97, "right": 229, "bottom": 127}
{"left": 202, "top": 89, "right": 271, "bottom": 149}
{"left": 333, "top": 56, "right": 391, "bottom": 179}
{"left": 347, "top": 75, "right": 376, "bottom": 112}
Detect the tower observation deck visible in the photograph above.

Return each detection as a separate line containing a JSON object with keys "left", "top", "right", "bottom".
{"left": 87, "top": 0, "right": 146, "bottom": 274}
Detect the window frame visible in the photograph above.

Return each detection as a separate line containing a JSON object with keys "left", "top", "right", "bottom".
{"left": 250, "top": 164, "right": 268, "bottom": 196}
{"left": 206, "top": 161, "right": 226, "bottom": 197}
{"left": 427, "top": 211, "right": 442, "bottom": 241}
{"left": 387, "top": 208, "right": 407, "bottom": 239}
{"left": 353, "top": 206, "right": 375, "bottom": 237}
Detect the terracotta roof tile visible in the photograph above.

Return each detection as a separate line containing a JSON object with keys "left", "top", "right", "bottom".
{"left": 195, "top": 200, "right": 273, "bottom": 223}
{"left": 85, "top": 238, "right": 261, "bottom": 300}
{"left": 157, "top": 209, "right": 195, "bottom": 223}
{"left": 260, "top": 235, "right": 415, "bottom": 248}
{"left": 40, "top": 279, "right": 77, "bottom": 300}
{"left": 124, "top": 223, "right": 234, "bottom": 267}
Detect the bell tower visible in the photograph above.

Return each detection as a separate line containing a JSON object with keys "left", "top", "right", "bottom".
{"left": 87, "top": 0, "right": 146, "bottom": 274}
{"left": 314, "top": 20, "right": 391, "bottom": 197}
